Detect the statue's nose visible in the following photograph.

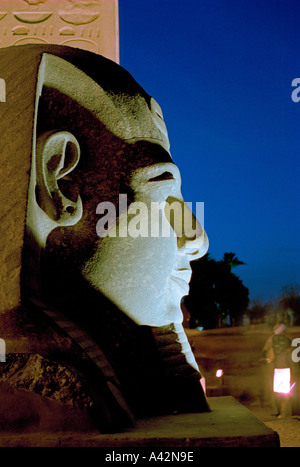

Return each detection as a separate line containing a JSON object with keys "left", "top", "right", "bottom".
{"left": 165, "top": 198, "right": 209, "bottom": 259}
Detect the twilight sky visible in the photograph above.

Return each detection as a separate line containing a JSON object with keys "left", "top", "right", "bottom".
{"left": 118, "top": 0, "right": 300, "bottom": 303}
{"left": 119, "top": 0, "right": 300, "bottom": 306}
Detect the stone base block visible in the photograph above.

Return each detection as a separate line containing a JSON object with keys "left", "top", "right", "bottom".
{"left": 0, "top": 396, "right": 280, "bottom": 447}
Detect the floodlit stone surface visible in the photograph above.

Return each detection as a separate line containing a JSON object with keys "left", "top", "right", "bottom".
{"left": 0, "top": 353, "right": 93, "bottom": 409}
{"left": 0, "top": 45, "right": 209, "bottom": 431}
{"left": 0, "top": 397, "right": 280, "bottom": 447}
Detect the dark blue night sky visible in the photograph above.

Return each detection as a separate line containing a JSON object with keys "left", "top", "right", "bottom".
{"left": 119, "top": 0, "right": 300, "bottom": 303}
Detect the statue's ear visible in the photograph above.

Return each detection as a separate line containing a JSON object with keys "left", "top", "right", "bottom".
{"left": 35, "top": 130, "right": 83, "bottom": 225}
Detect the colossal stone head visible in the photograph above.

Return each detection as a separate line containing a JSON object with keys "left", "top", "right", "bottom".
{"left": 0, "top": 45, "right": 209, "bottom": 426}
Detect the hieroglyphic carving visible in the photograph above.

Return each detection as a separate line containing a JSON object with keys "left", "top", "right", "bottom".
{"left": 60, "top": 38, "right": 97, "bottom": 53}
{"left": 0, "top": 0, "right": 119, "bottom": 62}
{"left": 59, "top": 26, "right": 75, "bottom": 35}
{"left": 23, "top": 0, "right": 48, "bottom": 5}
{"left": 13, "top": 11, "right": 53, "bottom": 23}
{"left": 59, "top": 5, "right": 100, "bottom": 26}
{"left": 13, "top": 36, "right": 48, "bottom": 45}
{"left": 12, "top": 25, "right": 29, "bottom": 34}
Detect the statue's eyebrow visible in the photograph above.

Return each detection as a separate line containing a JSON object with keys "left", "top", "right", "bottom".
{"left": 148, "top": 171, "right": 175, "bottom": 182}
{"left": 131, "top": 163, "right": 181, "bottom": 191}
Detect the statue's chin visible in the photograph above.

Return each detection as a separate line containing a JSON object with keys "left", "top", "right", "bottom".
{"left": 151, "top": 322, "right": 200, "bottom": 373}
{"left": 122, "top": 302, "right": 184, "bottom": 328}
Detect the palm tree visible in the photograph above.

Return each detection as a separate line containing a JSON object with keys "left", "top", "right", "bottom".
{"left": 222, "top": 252, "right": 246, "bottom": 271}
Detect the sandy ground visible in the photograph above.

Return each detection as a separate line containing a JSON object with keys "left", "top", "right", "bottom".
{"left": 185, "top": 325, "right": 300, "bottom": 448}
{"left": 244, "top": 402, "right": 300, "bottom": 447}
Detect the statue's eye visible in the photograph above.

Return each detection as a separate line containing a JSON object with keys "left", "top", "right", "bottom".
{"left": 148, "top": 172, "right": 174, "bottom": 182}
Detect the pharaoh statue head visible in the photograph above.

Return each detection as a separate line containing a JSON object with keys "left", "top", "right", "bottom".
{"left": 0, "top": 45, "right": 209, "bottom": 429}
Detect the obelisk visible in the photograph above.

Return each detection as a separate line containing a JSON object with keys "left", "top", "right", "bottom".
{"left": 0, "top": 0, "right": 119, "bottom": 63}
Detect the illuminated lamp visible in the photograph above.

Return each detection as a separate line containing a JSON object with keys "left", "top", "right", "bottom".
{"left": 273, "top": 368, "right": 291, "bottom": 394}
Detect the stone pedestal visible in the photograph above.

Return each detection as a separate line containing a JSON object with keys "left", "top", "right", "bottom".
{"left": 0, "top": 0, "right": 119, "bottom": 62}
{"left": 0, "top": 396, "right": 280, "bottom": 447}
